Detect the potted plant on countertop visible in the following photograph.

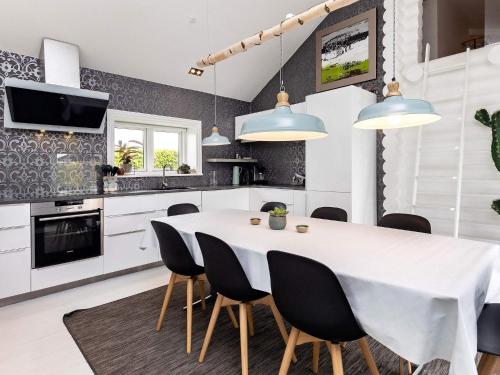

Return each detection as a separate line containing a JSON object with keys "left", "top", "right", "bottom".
{"left": 268, "top": 206, "right": 289, "bottom": 230}
{"left": 177, "top": 163, "right": 191, "bottom": 174}
{"left": 115, "top": 140, "right": 142, "bottom": 174}
{"left": 475, "top": 109, "right": 500, "bottom": 214}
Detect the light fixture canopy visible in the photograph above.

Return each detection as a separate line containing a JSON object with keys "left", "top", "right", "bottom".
{"left": 239, "top": 91, "right": 327, "bottom": 141}
{"left": 354, "top": 81, "right": 441, "bottom": 129}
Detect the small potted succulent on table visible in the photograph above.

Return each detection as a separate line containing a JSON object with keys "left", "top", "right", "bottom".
{"left": 268, "top": 207, "right": 289, "bottom": 230}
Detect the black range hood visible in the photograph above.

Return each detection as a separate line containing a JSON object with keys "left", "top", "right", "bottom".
{"left": 3, "top": 39, "right": 109, "bottom": 134}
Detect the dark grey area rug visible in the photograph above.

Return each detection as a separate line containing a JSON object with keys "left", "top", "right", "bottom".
{"left": 63, "top": 284, "right": 450, "bottom": 374}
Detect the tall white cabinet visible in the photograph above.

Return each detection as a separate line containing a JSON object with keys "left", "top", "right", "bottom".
{"left": 306, "top": 86, "right": 376, "bottom": 225}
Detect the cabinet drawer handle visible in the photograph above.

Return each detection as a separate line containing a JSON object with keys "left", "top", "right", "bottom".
{"left": 106, "top": 210, "right": 156, "bottom": 218}
{"left": 0, "top": 247, "right": 26, "bottom": 255}
{"left": 0, "top": 225, "right": 27, "bottom": 231}
{"left": 106, "top": 229, "right": 146, "bottom": 237}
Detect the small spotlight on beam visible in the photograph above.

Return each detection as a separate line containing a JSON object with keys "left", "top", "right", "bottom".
{"left": 188, "top": 67, "right": 204, "bottom": 76}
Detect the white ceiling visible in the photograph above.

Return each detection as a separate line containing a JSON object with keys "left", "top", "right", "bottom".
{"left": 0, "top": 0, "right": 326, "bottom": 102}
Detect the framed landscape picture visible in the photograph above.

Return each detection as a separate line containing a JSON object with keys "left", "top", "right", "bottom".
{"left": 316, "top": 9, "right": 377, "bottom": 92}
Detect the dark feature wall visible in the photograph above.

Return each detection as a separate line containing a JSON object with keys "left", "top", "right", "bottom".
{"left": 0, "top": 50, "right": 251, "bottom": 199}
{"left": 250, "top": 0, "right": 386, "bottom": 219}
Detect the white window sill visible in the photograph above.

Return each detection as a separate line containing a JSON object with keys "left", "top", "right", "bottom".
{"left": 118, "top": 172, "right": 203, "bottom": 178}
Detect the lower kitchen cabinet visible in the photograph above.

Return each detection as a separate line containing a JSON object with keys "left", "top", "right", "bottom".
{"left": 0, "top": 247, "right": 31, "bottom": 299}
{"left": 202, "top": 188, "right": 250, "bottom": 211}
{"left": 249, "top": 188, "right": 305, "bottom": 216}
{"left": 104, "top": 231, "right": 158, "bottom": 273}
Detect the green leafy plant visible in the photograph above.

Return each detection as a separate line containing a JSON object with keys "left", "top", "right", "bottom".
{"left": 115, "top": 140, "right": 143, "bottom": 165}
{"left": 475, "top": 109, "right": 500, "bottom": 215}
{"left": 177, "top": 163, "right": 191, "bottom": 174}
{"left": 154, "top": 149, "right": 178, "bottom": 170}
{"left": 268, "top": 207, "right": 289, "bottom": 217}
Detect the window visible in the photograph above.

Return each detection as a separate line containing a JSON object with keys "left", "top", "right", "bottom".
{"left": 107, "top": 110, "right": 202, "bottom": 176}
{"left": 422, "top": 0, "right": 498, "bottom": 61}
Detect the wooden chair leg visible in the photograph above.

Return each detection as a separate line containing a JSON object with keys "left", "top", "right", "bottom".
{"left": 199, "top": 293, "right": 223, "bottom": 363}
{"left": 478, "top": 353, "right": 500, "bottom": 375}
{"left": 278, "top": 327, "right": 300, "bottom": 375}
{"left": 226, "top": 306, "right": 239, "bottom": 328}
{"left": 156, "top": 273, "right": 176, "bottom": 331}
{"left": 358, "top": 338, "right": 380, "bottom": 375}
{"left": 246, "top": 304, "right": 255, "bottom": 336}
{"left": 186, "top": 277, "right": 194, "bottom": 354}
{"left": 269, "top": 299, "right": 298, "bottom": 363}
{"left": 198, "top": 279, "right": 206, "bottom": 311}
{"left": 329, "top": 342, "right": 344, "bottom": 375}
{"left": 312, "top": 341, "right": 321, "bottom": 373}
{"left": 407, "top": 360, "right": 413, "bottom": 375}
{"left": 239, "top": 303, "right": 249, "bottom": 375}
{"left": 399, "top": 358, "right": 404, "bottom": 375}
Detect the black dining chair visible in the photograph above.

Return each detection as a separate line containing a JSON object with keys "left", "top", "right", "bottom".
{"left": 477, "top": 303, "right": 500, "bottom": 374}
{"left": 378, "top": 213, "right": 431, "bottom": 234}
{"left": 195, "top": 232, "right": 295, "bottom": 375}
{"left": 261, "top": 201, "right": 287, "bottom": 212}
{"left": 311, "top": 207, "right": 348, "bottom": 222}
{"left": 377, "top": 212, "right": 430, "bottom": 375}
{"left": 152, "top": 221, "right": 207, "bottom": 354}
{"left": 267, "top": 250, "right": 379, "bottom": 375}
{"left": 168, "top": 203, "right": 199, "bottom": 216}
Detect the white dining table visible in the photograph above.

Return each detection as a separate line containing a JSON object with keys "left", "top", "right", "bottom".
{"left": 141, "top": 209, "right": 500, "bottom": 375}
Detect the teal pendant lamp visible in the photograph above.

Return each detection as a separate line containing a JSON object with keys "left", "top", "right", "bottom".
{"left": 202, "top": 64, "right": 230, "bottom": 146}
{"left": 354, "top": 0, "right": 440, "bottom": 130}
{"left": 239, "top": 19, "right": 327, "bottom": 142}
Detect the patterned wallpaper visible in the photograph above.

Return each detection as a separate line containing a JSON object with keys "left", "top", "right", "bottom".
{"left": 250, "top": 0, "right": 386, "bottom": 218}
{"left": 0, "top": 50, "right": 251, "bottom": 199}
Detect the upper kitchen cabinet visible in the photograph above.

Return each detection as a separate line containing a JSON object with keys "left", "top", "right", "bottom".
{"left": 305, "top": 86, "right": 377, "bottom": 224}
{"left": 235, "top": 103, "right": 307, "bottom": 142}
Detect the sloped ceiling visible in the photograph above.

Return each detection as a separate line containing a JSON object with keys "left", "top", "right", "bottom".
{"left": 0, "top": 0, "right": 328, "bottom": 102}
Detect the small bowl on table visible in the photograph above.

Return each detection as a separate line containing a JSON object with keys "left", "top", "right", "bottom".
{"left": 296, "top": 224, "right": 309, "bottom": 233}
{"left": 250, "top": 217, "right": 262, "bottom": 225}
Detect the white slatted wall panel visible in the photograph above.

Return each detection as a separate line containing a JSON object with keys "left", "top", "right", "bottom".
{"left": 382, "top": 0, "right": 500, "bottom": 244}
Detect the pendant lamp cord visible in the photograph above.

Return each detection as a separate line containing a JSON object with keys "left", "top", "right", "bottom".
{"left": 214, "top": 63, "right": 217, "bottom": 126}
{"left": 392, "top": 0, "right": 396, "bottom": 82}
{"left": 279, "top": 21, "right": 285, "bottom": 92}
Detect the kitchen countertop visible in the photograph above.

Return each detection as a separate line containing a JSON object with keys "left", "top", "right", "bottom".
{"left": 0, "top": 184, "right": 305, "bottom": 206}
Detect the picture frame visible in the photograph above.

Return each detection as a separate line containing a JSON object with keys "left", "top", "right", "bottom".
{"left": 315, "top": 8, "right": 377, "bottom": 92}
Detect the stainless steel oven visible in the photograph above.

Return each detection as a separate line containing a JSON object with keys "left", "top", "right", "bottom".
{"left": 31, "top": 198, "right": 103, "bottom": 269}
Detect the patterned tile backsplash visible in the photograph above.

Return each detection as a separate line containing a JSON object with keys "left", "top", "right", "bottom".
{"left": 0, "top": 50, "right": 251, "bottom": 199}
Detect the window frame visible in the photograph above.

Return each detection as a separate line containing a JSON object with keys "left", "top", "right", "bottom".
{"left": 107, "top": 109, "right": 202, "bottom": 177}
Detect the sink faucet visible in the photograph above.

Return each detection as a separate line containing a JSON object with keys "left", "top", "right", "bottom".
{"left": 162, "top": 165, "right": 169, "bottom": 189}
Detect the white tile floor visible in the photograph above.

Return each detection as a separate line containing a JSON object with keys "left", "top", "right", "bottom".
{"left": 0, "top": 267, "right": 168, "bottom": 375}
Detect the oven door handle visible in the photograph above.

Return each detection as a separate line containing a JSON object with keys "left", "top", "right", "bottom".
{"left": 38, "top": 212, "right": 101, "bottom": 222}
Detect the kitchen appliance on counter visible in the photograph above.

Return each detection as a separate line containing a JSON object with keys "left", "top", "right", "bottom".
{"left": 31, "top": 198, "right": 103, "bottom": 268}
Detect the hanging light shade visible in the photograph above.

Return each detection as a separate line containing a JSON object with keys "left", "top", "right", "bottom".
{"left": 354, "top": 81, "right": 441, "bottom": 129}
{"left": 239, "top": 91, "right": 327, "bottom": 141}
{"left": 202, "top": 64, "right": 230, "bottom": 146}
{"left": 202, "top": 126, "right": 230, "bottom": 146}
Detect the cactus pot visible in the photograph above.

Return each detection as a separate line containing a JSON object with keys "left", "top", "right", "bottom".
{"left": 269, "top": 214, "right": 287, "bottom": 230}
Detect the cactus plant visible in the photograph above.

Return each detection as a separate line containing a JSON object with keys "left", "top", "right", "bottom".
{"left": 475, "top": 109, "right": 500, "bottom": 215}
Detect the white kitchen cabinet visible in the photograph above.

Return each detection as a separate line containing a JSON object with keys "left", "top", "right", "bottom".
{"left": 104, "top": 231, "right": 157, "bottom": 273}
{"left": 235, "top": 103, "right": 307, "bottom": 142}
{"left": 202, "top": 188, "right": 250, "bottom": 211}
{"left": 0, "top": 204, "right": 31, "bottom": 299}
{"left": 306, "top": 191, "right": 352, "bottom": 219}
{"left": 31, "top": 256, "right": 104, "bottom": 291}
{"left": 249, "top": 188, "right": 305, "bottom": 215}
{"left": 306, "top": 86, "right": 377, "bottom": 225}
{"left": 157, "top": 191, "right": 202, "bottom": 216}
{"left": 103, "top": 195, "right": 160, "bottom": 273}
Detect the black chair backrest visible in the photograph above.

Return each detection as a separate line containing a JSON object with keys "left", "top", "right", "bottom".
{"left": 311, "top": 207, "right": 348, "bottom": 222}
{"left": 267, "top": 250, "right": 365, "bottom": 342}
{"left": 260, "top": 202, "right": 287, "bottom": 212}
{"left": 378, "top": 213, "right": 431, "bottom": 234}
{"left": 152, "top": 221, "right": 201, "bottom": 276}
{"left": 168, "top": 203, "right": 199, "bottom": 217}
{"left": 195, "top": 232, "right": 258, "bottom": 302}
